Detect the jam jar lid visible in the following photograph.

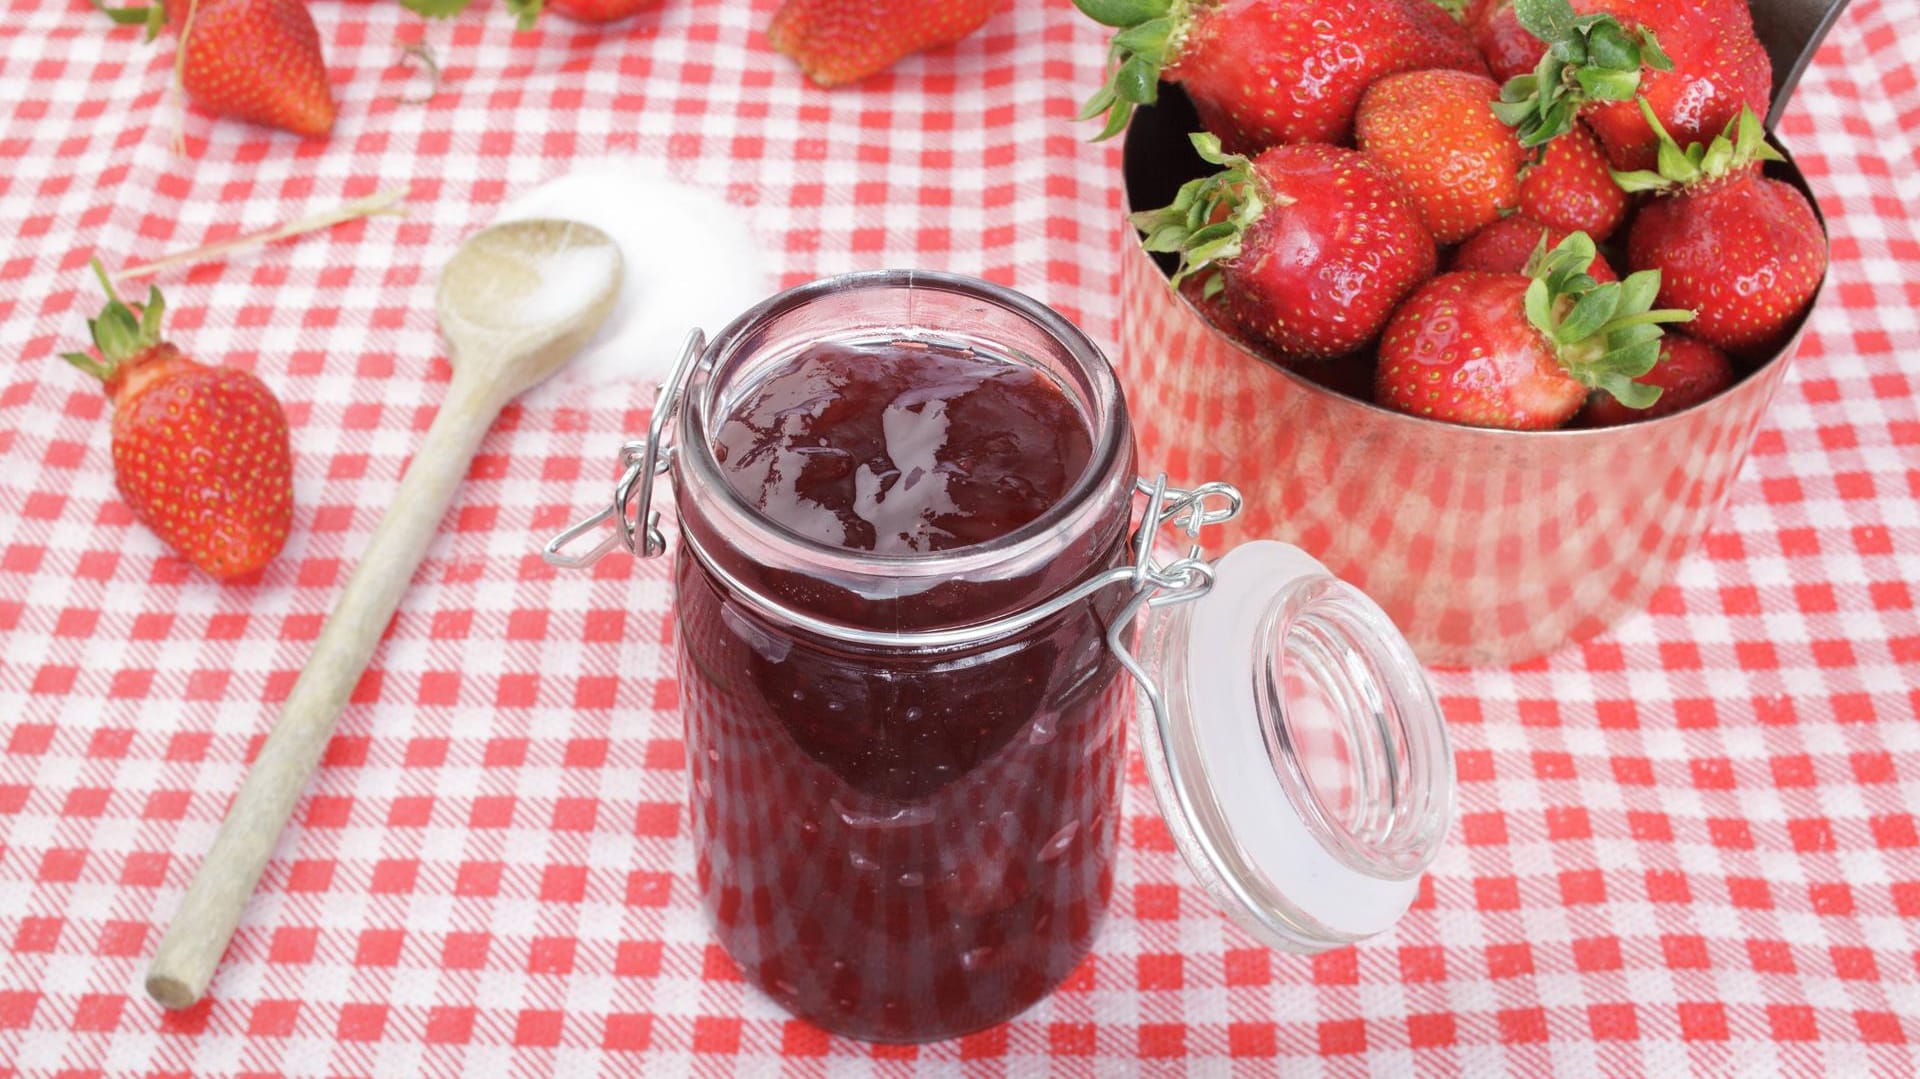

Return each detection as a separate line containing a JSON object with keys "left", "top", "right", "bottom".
{"left": 1121, "top": 536, "right": 1455, "bottom": 952}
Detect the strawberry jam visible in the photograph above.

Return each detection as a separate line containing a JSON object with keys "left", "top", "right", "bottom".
{"left": 712, "top": 341, "right": 1093, "bottom": 555}
{"left": 675, "top": 329, "right": 1135, "bottom": 1042}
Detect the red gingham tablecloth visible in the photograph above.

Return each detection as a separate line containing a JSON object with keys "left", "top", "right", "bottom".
{"left": 2, "top": 0, "right": 1918, "bottom": 1074}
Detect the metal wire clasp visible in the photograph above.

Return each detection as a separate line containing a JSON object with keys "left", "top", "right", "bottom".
{"left": 542, "top": 329, "right": 706, "bottom": 569}
{"left": 1105, "top": 475, "right": 1243, "bottom": 728}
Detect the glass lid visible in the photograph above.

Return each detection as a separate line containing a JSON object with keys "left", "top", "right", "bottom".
{"left": 1121, "top": 537, "right": 1455, "bottom": 951}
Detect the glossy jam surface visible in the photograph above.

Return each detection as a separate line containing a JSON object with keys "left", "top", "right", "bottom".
{"left": 679, "top": 338, "right": 1129, "bottom": 1041}
{"left": 713, "top": 340, "right": 1093, "bottom": 555}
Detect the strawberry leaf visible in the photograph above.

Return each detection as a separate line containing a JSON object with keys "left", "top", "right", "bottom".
{"left": 1590, "top": 370, "right": 1664, "bottom": 410}
{"left": 506, "top": 0, "right": 541, "bottom": 29}
{"left": 1076, "top": 0, "right": 1181, "bottom": 141}
{"left": 92, "top": 0, "right": 167, "bottom": 40}
{"left": 1557, "top": 284, "right": 1621, "bottom": 343}
{"left": 1499, "top": 4, "right": 1663, "bottom": 148}
{"left": 1524, "top": 278, "right": 1552, "bottom": 334}
{"left": 139, "top": 287, "right": 165, "bottom": 340}
{"left": 1130, "top": 132, "right": 1267, "bottom": 288}
{"left": 399, "top": 0, "right": 478, "bottom": 18}
{"left": 1072, "top": 0, "right": 1171, "bottom": 29}
{"left": 60, "top": 352, "right": 109, "bottom": 380}
{"left": 1617, "top": 269, "right": 1660, "bottom": 314}
{"left": 1638, "top": 30, "right": 1673, "bottom": 72}
{"left": 62, "top": 258, "right": 166, "bottom": 381}
{"left": 1513, "top": 0, "right": 1577, "bottom": 44}
{"left": 1607, "top": 102, "right": 1782, "bottom": 194}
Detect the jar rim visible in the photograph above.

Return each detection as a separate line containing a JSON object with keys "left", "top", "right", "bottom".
{"left": 677, "top": 269, "right": 1131, "bottom": 576}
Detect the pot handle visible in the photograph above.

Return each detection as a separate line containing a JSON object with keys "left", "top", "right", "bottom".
{"left": 1754, "top": 0, "right": 1854, "bottom": 128}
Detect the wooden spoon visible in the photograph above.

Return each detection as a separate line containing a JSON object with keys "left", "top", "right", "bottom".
{"left": 146, "top": 219, "right": 623, "bottom": 1009}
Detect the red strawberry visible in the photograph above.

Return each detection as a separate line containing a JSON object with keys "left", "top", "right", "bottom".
{"left": 1579, "top": 335, "right": 1732, "bottom": 425}
{"left": 1355, "top": 69, "right": 1523, "bottom": 244}
{"left": 767, "top": 0, "right": 1000, "bottom": 87}
{"left": 543, "top": 0, "right": 662, "bottom": 23}
{"left": 1578, "top": 0, "right": 1770, "bottom": 171}
{"left": 1376, "top": 231, "right": 1694, "bottom": 429}
{"left": 1453, "top": 216, "right": 1616, "bottom": 281}
{"left": 100, "top": 0, "right": 335, "bottom": 137}
{"left": 1493, "top": 0, "right": 1770, "bottom": 172}
{"left": 1075, "top": 0, "right": 1484, "bottom": 149}
{"left": 1135, "top": 135, "right": 1436, "bottom": 360}
{"left": 1517, "top": 119, "right": 1626, "bottom": 240}
{"left": 61, "top": 261, "right": 294, "bottom": 578}
{"left": 1619, "top": 104, "right": 1827, "bottom": 356}
{"left": 1472, "top": 2, "right": 1539, "bottom": 83}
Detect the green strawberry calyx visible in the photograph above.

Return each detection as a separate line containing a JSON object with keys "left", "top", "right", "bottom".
{"left": 399, "top": 0, "right": 540, "bottom": 30}
{"left": 1525, "top": 232, "right": 1693, "bottom": 409}
{"left": 90, "top": 0, "right": 167, "bottom": 41}
{"left": 61, "top": 258, "right": 168, "bottom": 382}
{"left": 1072, "top": 0, "right": 1191, "bottom": 141}
{"left": 1128, "top": 131, "right": 1269, "bottom": 297}
{"left": 1491, "top": 0, "right": 1672, "bottom": 150}
{"left": 1609, "top": 102, "right": 1783, "bottom": 194}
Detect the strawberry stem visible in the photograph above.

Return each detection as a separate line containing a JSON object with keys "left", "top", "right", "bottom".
{"left": 92, "top": 258, "right": 124, "bottom": 307}
{"left": 120, "top": 187, "right": 409, "bottom": 281}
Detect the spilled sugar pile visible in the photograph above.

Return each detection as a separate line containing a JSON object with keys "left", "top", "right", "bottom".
{"left": 494, "top": 160, "right": 773, "bottom": 389}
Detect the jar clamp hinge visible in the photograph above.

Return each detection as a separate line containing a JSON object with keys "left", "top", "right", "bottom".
{"left": 542, "top": 328, "right": 706, "bottom": 570}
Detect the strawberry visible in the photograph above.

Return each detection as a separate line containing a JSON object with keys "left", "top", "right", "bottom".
{"left": 1134, "top": 135, "right": 1436, "bottom": 360}
{"left": 543, "top": 0, "right": 662, "bottom": 23}
{"left": 1577, "top": 0, "right": 1771, "bottom": 171}
{"left": 1579, "top": 334, "right": 1732, "bottom": 425}
{"left": 1355, "top": 69, "right": 1523, "bottom": 244}
{"left": 1472, "top": 2, "right": 1541, "bottom": 83}
{"left": 98, "top": 0, "right": 335, "bottom": 137}
{"left": 61, "top": 260, "right": 294, "bottom": 578}
{"left": 1376, "top": 231, "right": 1694, "bottom": 429}
{"left": 1618, "top": 104, "right": 1827, "bottom": 356}
{"left": 1516, "top": 118, "right": 1627, "bottom": 239}
{"left": 1492, "top": 0, "right": 1770, "bottom": 171}
{"left": 1452, "top": 215, "right": 1616, "bottom": 281}
{"left": 1075, "top": 0, "right": 1485, "bottom": 149}
{"left": 767, "top": 0, "right": 1001, "bottom": 87}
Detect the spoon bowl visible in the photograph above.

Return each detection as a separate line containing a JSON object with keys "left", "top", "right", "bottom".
{"left": 436, "top": 218, "right": 623, "bottom": 397}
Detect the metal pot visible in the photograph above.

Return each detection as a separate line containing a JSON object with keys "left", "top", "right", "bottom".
{"left": 1114, "top": 14, "right": 1842, "bottom": 665}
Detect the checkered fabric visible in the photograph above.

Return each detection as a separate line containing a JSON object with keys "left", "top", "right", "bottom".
{"left": 1, "top": 0, "right": 1916, "bottom": 1074}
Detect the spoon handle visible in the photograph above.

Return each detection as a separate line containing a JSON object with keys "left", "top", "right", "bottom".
{"left": 146, "top": 368, "right": 508, "bottom": 1010}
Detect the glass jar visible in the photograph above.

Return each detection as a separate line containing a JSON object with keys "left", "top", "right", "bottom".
{"left": 546, "top": 271, "right": 1455, "bottom": 1044}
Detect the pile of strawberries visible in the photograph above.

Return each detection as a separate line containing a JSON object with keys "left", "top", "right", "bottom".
{"left": 1085, "top": 0, "right": 1828, "bottom": 431}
